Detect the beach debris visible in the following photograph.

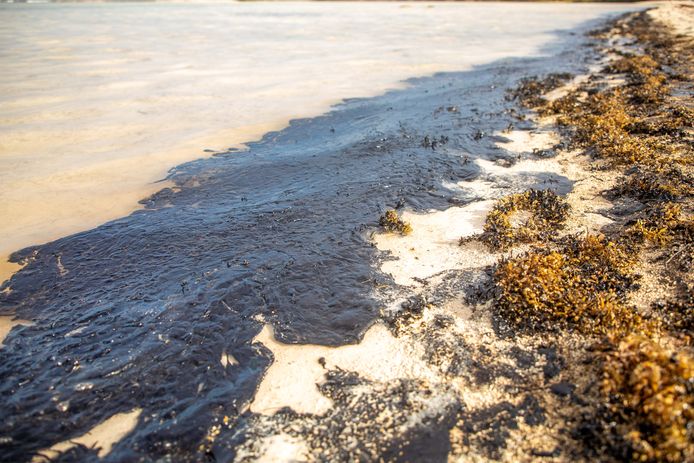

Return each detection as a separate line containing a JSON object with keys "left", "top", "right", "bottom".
{"left": 232, "top": 369, "right": 458, "bottom": 462}
{"left": 461, "top": 189, "right": 570, "bottom": 250}
{"left": 450, "top": 393, "right": 547, "bottom": 460}
{"left": 507, "top": 72, "right": 573, "bottom": 108}
{"left": 220, "top": 351, "right": 239, "bottom": 368}
{"left": 655, "top": 295, "right": 694, "bottom": 344}
{"left": 494, "top": 234, "right": 646, "bottom": 336}
{"left": 382, "top": 295, "right": 428, "bottom": 336}
{"left": 597, "top": 335, "right": 694, "bottom": 463}
{"left": 618, "top": 164, "right": 693, "bottom": 202}
{"left": 422, "top": 135, "right": 449, "bottom": 150}
{"left": 549, "top": 381, "right": 574, "bottom": 397}
{"left": 378, "top": 209, "right": 412, "bottom": 235}
{"left": 433, "top": 105, "right": 459, "bottom": 116}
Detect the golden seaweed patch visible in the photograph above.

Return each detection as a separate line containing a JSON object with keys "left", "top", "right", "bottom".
{"left": 494, "top": 235, "right": 645, "bottom": 336}
{"left": 500, "top": 12, "right": 694, "bottom": 463}
{"left": 627, "top": 203, "right": 684, "bottom": 246}
{"left": 379, "top": 209, "right": 412, "bottom": 236}
{"left": 601, "top": 335, "right": 694, "bottom": 462}
{"left": 465, "top": 189, "right": 569, "bottom": 251}
{"left": 606, "top": 55, "right": 668, "bottom": 105}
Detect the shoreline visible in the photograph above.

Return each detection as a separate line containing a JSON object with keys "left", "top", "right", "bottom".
{"left": 0, "top": 19, "right": 600, "bottom": 459}
{"left": 0, "top": 1, "right": 636, "bottom": 286}
{"left": 2, "top": 2, "right": 691, "bottom": 461}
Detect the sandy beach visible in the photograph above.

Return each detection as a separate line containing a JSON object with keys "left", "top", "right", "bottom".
{"left": 2, "top": 1, "right": 693, "bottom": 462}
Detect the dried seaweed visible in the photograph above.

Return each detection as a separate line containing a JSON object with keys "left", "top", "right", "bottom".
{"left": 379, "top": 209, "right": 412, "bottom": 235}
{"left": 496, "top": 9, "right": 694, "bottom": 463}
{"left": 626, "top": 203, "right": 685, "bottom": 246}
{"left": 462, "top": 189, "right": 570, "bottom": 251}
{"left": 508, "top": 73, "right": 573, "bottom": 108}
{"left": 600, "top": 335, "right": 694, "bottom": 463}
{"left": 494, "top": 235, "right": 646, "bottom": 336}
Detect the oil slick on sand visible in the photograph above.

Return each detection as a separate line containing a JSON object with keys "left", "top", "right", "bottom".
{"left": 248, "top": 127, "right": 564, "bottom": 460}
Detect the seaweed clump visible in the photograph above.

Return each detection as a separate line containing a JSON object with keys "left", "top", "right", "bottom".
{"left": 600, "top": 335, "right": 694, "bottom": 462}
{"left": 466, "top": 189, "right": 570, "bottom": 251}
{"left": 508, "top": 73, "right": 573, "bottom": 108}
{"left": 494, "top": 235, "right": 645, "bottom": 336}
{"left": 619, "top": 164, "right": 694, "bottom": 202}
{"left": 379, "top": 209, "right": 412, "bottom": 235}
{"left": 559, "top": 91, "right": 657, "bottom": 165}
{"left": 606, "top": 55, "right": 669, "bottom": 105}
{"left": 626, "top": 203, "right": 685, "bottom": 246}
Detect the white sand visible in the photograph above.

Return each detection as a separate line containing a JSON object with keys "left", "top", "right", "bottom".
{"left": 32, "top": 409, "right": 142, "bottom": 462}
{"left": 649, "top": 1, "right": 694, "bottom": 37}
{"left": 474, "top": 156, "right": 564, "bottom": 179}
{"left": 0, "top": 2, "right": 640, "bottom": 285}
{"left": 254, "top": 434, "right": 309, "bottom": 463}
{"left": 496, "top": 128, "right": 558, "bottom": 155}
{"left": 373, "top": 201, "right": 495, "bottom": 287}
{"left": 251, "top": 322, "right": 434, "bottom": 416}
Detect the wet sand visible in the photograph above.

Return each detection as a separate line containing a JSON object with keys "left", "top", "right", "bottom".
{"left": 0, "top": 315, "right": 31, "bottom": 348}
{"left": 32, "top": 409, "right": 142, "bottom": 462}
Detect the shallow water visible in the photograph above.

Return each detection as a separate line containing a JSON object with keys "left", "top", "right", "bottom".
{"left": 0, "top": 3, "right": 642, "bottom": 462}
{"left": 0, "top": 1, "right": 636, "bottom": 283}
